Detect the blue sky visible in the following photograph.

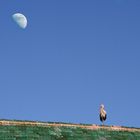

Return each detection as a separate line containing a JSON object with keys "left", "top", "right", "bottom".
{"left": 1, "top": 0, "right": 140, "bottom": 127}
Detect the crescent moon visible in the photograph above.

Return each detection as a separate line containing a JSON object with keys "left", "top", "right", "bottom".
{"left": 12, "top": 13, "right": 27, "bottom": 29}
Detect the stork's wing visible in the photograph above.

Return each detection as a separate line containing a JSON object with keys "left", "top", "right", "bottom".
{"left": 104, "top": 114, "right": 107, "bottom": 120}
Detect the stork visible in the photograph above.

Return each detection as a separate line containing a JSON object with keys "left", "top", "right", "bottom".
{"left": 99, "top": 104, "right": 107, "bottom": 126}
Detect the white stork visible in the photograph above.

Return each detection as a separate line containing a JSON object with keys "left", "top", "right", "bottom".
{"left": 99, "top": 104, "right": 107, "bottom": 125}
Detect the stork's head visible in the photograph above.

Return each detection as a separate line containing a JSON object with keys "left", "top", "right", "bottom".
{"left": 100, "top": 104, "right": 104, "bottom": 109}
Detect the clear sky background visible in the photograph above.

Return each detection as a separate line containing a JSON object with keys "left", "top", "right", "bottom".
{"left": 1, "top": 0, "right": 140, "bottom": 127}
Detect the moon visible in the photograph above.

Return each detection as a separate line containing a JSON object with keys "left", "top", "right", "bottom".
{"left": 12, "top": 13, "right": 27, "bottom": 29}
